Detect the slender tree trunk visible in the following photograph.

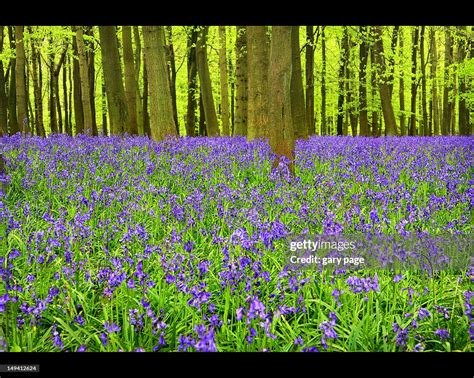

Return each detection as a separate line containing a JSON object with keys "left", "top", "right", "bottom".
{"left": 165, "top": 26, "right": 179, "bottom": 135}
{"left": 429, "top": 27, "right": 439, "bottom": 136}
{"left": 67, "top": 53, "right": 73, "bottom": 133}
{"left": 48, "top": 46, "right": 58, "bottom": 134}
{"left": 133, "top": 26, "right": 144, "bottom": 135}
{"left": 370, "top": 48, "right": 378, "bottom": 136}
{"left": 63, "top": 53, "right": 69, "bottom": 135}
{"left": 101, "top": 75, "right": 107, "bottom": 135}
{"left": 122, "top": 26, "right": 138, "bottom": 135}
{"left": 268, "top": 26, "right": 294, "bottom": 175}
{"left": 359, "top": 26, "right": 369, "bottom": 136}
{"left": 8, "top": 27, "right": 18, "bottom": 134}
{"left": 442, "top": 28, "right": 453, "bottom": 136}
{"left": 55, "top": 68, "right": 63, "bottom": 134}
{"left": 142, "top": 26, "right": 176, "bottom": 140}
{"left": 336, "top": 27, "right": 348, "bottom": 136}
{"left": 399, "top": 27, "right": 406, "bottom": 136}
{"left": 305, "top": 26, "right": 315, "bottom": 136}
{"left": 72, "top": 35, "right": 84, "bottom": 134}
{"left": 420, "top": 26, "right": 429, "bottom": 136}
{"left": 85, "top": 27, "right": 97, "bottom": 136}
{"left": 457, "top": 26, "right": 469, "bottom": 135}
{"left": 186, "top": 27, "right": 198, "bottom": 137}
{"left": 409, "top": 26, "right": 419, "bottom": 136}
{"left": 321, "top": 26, "right": 327, "bottom": 135}
{"left": 0, "top": 27, "right": 7, "bottom": 136}
{"left": 199, "top": 92, "right": 207, "bottom": 136}
{"left": 234, "top": 26, "right": 248, "bottom": 136}
{"left": 344, "top": 32, "right": 357, "bottom": 136}
{"left": 290, "top": 26, "right": 307, "bottom": 139}
{"left": 15, "top": 26, "right": 28, "bottom": 134}
{"left": 75, "top": 27, "right": 94, "bottom": 134}
{"left": 218, "top": 26, "right": 230, "bottom": 137}
{"left": 99, "top": 26, "right": 130, "bottom": 136}
{"left": 229, "top": 57, "right": 235, "bottom": 134}
{"left": 388, "top": 26, "right": 399, "bottom": 97}
{"left": 247, "top": 26, "right": 269, "bottom": 141}
{"left": 196, "top": 26, "right": 219, "bottom": 136}
{"left": 373, "top": 26, "right": 398, "bottom": 136}
{"left": 142, "top": 54, "right": 150, "bottom": 137}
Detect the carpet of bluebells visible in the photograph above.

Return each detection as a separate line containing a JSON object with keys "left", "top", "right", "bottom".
{"left": 0, "top": 134, "right": 472, "bottom": 352}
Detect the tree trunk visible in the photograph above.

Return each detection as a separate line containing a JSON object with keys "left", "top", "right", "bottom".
{"left": 373, "top": 26, "right": 398, "bottom": 136}
{"left": 142, "top": 54, "right": 150, "bottom": 137}
{"left": 85, "top": 27, "right": 97, "bottom": 136}
{"left": 305, "top": 26, "right": 315, "bottom": 136}
{"left": 101, "top": 76, "right": 107, "bottom": 135}
{"left": 8, "top": 27, "right": 18, "bottom": 134}
{"left": 420, "top": 26, "right": 429, "bottom": 136}
{"left": 290, "top": 26, "right": 307, "bottom": 140}
{"left": 49, "top": 46, "right": 58, "bottom": 134}
{"left": 142, "top": 26, "right": 176, "bottom": 141}
{"left": 370, "top": 47, "right": 378, "bottom": 136}
{"left": 133, "top": 26, "right": 144, "bottom": 135}
{"left": 72, "top": 35, "right": 84, "bottom": 135}
{"left": 30, "top": 32, "right": 44, "bottom": 136}
{"left": 359, "top": 26, "right": 369, "bottom": 136}
{"left": 196, "top": 26, "right": 219, "bottom": 136}
{"left": 321, "top": 26, "right": 327, "bottom": 135}
{"left": 234, "top": 26, "right": 248, "bottom": 136}
{"left": 218, "top": 26, "right": 230, "bottom": 137}
{"left": 429, "top": 27, "right": 439, "bottom": 136}
{"left": 99, "top": 26, "right": 130, "bottom": 136}
{"left": 15, "top": 26, "right": 28, "bottom": 134}
{"left": 186, "top": 27, "right": 198, "bottom": 137}
{"left": 67, "top": 53, "right": 73, "bottom": 133}
{"left": 0, "top": 27, "right": 7, "bottom": 136}
{"left": 247, "top": 26, "right": 269, "bottom": 141}
{"left": 442, "top": 28, "right": 453, "bottom": 136}
{"left": 63, "top": 53, "right": 69, "bottom": 135}
{"left": 457, "top": 26, "right": 469, "bottom": 135}
{"left": 399, "top": 27, "right": 406, "bottom": 136}
{"left": 75, "top": 26, "right": 94, "bottom": 134}
{"left": 122, "top": 26, "right": 138, "bottom": 135}
{"left": 268, "top": 26, "right": 294, "bottom": 175}
{"left": 229, "top": 57, "right": 235, "bottom": 134}
{"left": 199, "top": 92, "right": 207, "bottom": 136}
{"left": 409, "top": 26, "right": 419, "bottom": 136}
{"left": 165, "top": 26, "right": 179, "bottom": 135}
{"left": 336, "top": 27, "right": 348, "bottom": 136}
{"left": 344, "top": 31, "right": 357, "bottom": 136}
{"left": 388, "top": 26, "right": 399, "bottom": 97}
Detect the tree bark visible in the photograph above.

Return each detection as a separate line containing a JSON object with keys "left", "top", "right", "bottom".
{"left": 15, "top": 26, "right": 28, "bottom": 134}
{"left": 268, "top": 26, "right": 294, "bottom": 175}
{"left": 75, "top": 26, "right": 94, "bottom": 135}
{"left": 336, "top": 27, "right": 348, "bottom": 136}
{"left": 373, "top": 26, "right": 398, "bottom": 136}
{"left": 399, "top": 27, "right": 406, "bottom": 136}
{"left": 442, "top": 28, "right": 453, "bottom": 136}
{"left": 122, "top": 26, "right": 138, "bottom": 135}
{"left": 142, "top": 53, "right": 150, "bottom": 137}
{"left": 0, "top": 27, "right": 9, "bottom": 136}
{"left": 7, "top": 27, "right": 18, "bottom": 134}
{"left": 359, "top": 26, "right": 369, "bottom": 136}
{"left": 305, "top": 26, "right": 315, "bottom": 135}
{"left": 420, "top": 26, "right": 429, "bottom": 136}
{"left": 344, "top": 31, "right": 357, "bottom": 136}
{"left": 63, "top": 52, "right": 69, "bottom": 135}
{"left": 234, "top": 26, "right": 248, "bottom": 136}
{"left": 196, "top": 26, "right": 219, "bottom": 136}
{"left": 388, "top": 26, "right": 399, "bottom": 97}
{"left": 457, "top": 26, "right": 469, "bottom": 135}
{"left": 72, "top": 34, "right": 84, "bottom": 135}
{"left": 409, "top": 26, "right": 419, "bottom": 136}
{"left": 30, "top": 29, "right": 45, "bottom": 136}
{"left": 165, "top": 26, "right": 179, "bottom": 135}
{"left": 370, "top": 47, "right": 378, "bottom": 137}
{"left": 85, "top": 27, "right": 97, "bottom": 136}
{"left": 101, "top": 75, "right": 107, "bottom": 136}
{"left": 247, "top": 26, "right": 269, "bottom": 141}
{"left": 133, "top": 26, "right": 144, "bottom": 135}
{"left": 186, "top": 27, "right": 198, "bottom": 137}
{"left": 142, "top": 26, "right": 176, "bottom": 141}
{"left": 429, "top": 27, "right": 439, "bottom": 136}
{"left": 321, "top": 26, "right": 327, "bottom": 135}
{"left": 218, "top": 26, "right": 230, "bottom": 136}
{"left": 199, "top": 92, "right": 207, "bottom": 136}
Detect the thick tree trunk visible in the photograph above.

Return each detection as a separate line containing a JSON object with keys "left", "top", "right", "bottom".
{"left": 8, "top": 27, "right": 18, "bottom": 134}
{"left": 321, "top": 26, "right": 327, "bottom": 135}
{"left": 399, "top": 28, "right": 406, "bottom": 136}
{"left": 409, "top": 26, "right": 419, "bottom": 136}
{"left": 75, "top": 27, "right": 94, "bottom": 135}
{"left": 122, "top": 26, "right": 138, "bottom": 135}
{"left": 99, "top": 26, "right": 130, "bottom": 136}
{"left": 142, "top": 26, "right": 176, "bottom": 141}
{"left": 133, "top": 26, "right": 144, "bottom": 135}
{"left": 165, "top": 26, "right": 179, "bottom": 135}
{"left": 15, "top": 26, "right": 28, "bottom": 134}
{"left": 186, "top": 27, "right": 198, "bottom": 137}
{"left": 196, "top": 26, "right": 219, "bottom": 136}
{"left": 420, "top": 26, "right": 429, "bottom": 136}
{"left": 457, "top": 26, "right": 469, "bottom": 135}
{"left": 0, "top": 27, "right": 7, "bottom": 136}
{"left": 72, "top": 35, "right": 84, "bottom": 135}
{"left": 373, "top": 26, "right": 398, "bottom": 136}
{"left": 247, "top": 26, "right": 269, "bottom": 141}
{"left": 268, "top": 26, "right": 294, "bottom": 175}
{"left": 359, "top": 26, "right": 369, "bottom": 136}
{"left": 305, "top": 26, "right": 315, "bottom": 135}
{"left": 429, "top": 27, "right": 439, "bottom": 136}
{"left": 290, "top": 26, "right": 307, "bottom": 139}
{"left": 234, "top": 26, "right": 248, "bottom": 136}
{"left": 218, "top": 26, "right": 230, "bottom": 136}
{"left": 442, "top": 28, "right": 453, "bottom": 136}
